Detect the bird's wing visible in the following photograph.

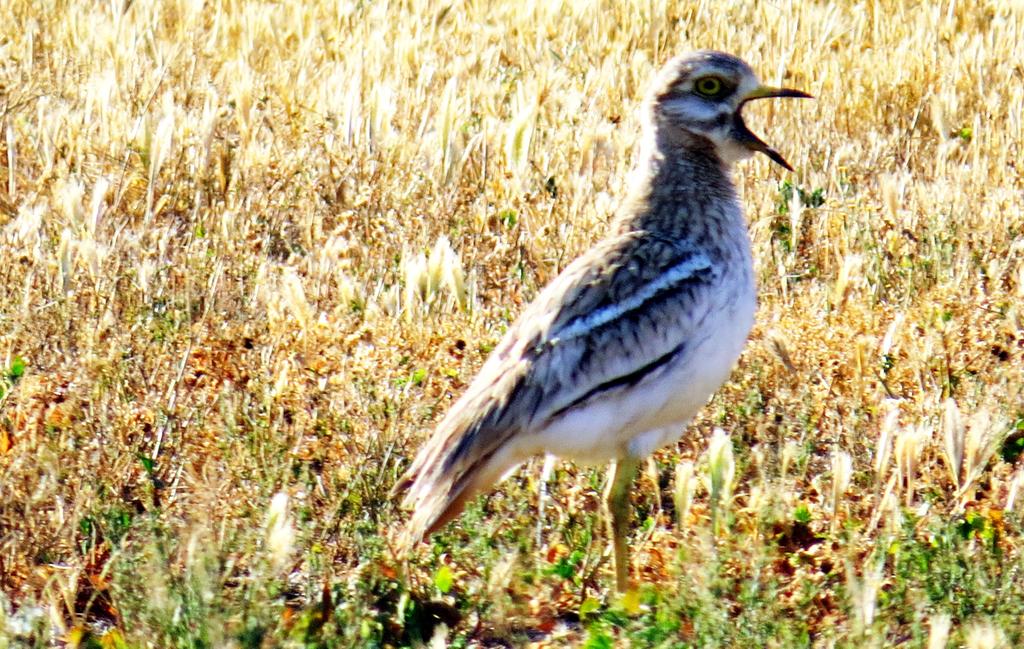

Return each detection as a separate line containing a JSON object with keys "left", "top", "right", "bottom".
{"left": 395, "top": 231, "right": 721, "bottom": 544}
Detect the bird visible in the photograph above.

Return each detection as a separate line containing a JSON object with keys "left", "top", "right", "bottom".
{"left": 392, "top": 51, "right": 809, "bottom": 593}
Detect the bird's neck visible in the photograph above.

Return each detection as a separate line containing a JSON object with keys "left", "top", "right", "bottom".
{"left": 610, "top": 127, "right": 743, "bottom": 244}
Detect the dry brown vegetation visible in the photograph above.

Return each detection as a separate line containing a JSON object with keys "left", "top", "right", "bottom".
{"left": 1, "top": 0, "right": 1023, "bottom": 646}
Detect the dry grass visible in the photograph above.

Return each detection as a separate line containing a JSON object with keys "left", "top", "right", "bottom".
{"left": 1, "top": 0, "right": 1023, "bottom": 646}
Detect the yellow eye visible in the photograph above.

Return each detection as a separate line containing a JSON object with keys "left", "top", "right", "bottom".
{"left": 695, "top": 76, "right": 723, "bottom": 97}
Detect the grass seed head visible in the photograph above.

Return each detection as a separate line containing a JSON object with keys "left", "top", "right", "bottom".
{"left": 706, "top": 428, "right": 736, "bottom": 534}
{"left": 928, "top": 613, "right": 951, "bottom": 649}
{"left": 674, "top": 460, "right": 697, "bottom": 527}
{"left": 265, "top": 491, "right": 295, "bottom": 572}
{"left": 780, "top": 439, "right": 800, "bottom": 481}
{"left": 895, "top": 425, "right": 931, "bottom": 506}
{"left": 941, "top": 398, "right": 965, "bottom": 489}
{"left": 961, "top": 408, "right": 1004, "bottom": 501}
{"left": 875, "top": 402, "right": 900, "bottom": 483}
{"left": 964, "top": 621, "right": 1008, "bottom": 649}
{"left": 846, "top": 557, "right": 884, "bottom": 632}
{"left": 280, "top": 268, "right": 313, "bottom": 330}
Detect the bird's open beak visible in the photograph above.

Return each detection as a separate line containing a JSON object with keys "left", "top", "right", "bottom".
{"left": 734, "top": 85, "right": 812, "bottom": 171}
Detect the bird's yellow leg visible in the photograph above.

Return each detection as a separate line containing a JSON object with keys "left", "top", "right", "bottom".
{"left": 604, "top": 456, "right": 641, "bottom": 593}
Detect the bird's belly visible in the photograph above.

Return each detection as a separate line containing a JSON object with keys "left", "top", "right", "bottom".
{"left": 643, "top": 292, "right": 753, "bottom": 425}
{"left": 531, "top": 283, "right": 755, "bottom": 464}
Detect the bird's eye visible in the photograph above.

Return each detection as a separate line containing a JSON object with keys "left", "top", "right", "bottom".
{"left": 695, "top": 76, "right": 724, "bottom": 97}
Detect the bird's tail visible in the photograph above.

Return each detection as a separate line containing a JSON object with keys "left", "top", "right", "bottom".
{"left": 391, "top": 432, "right": 519, "bottom": 553}
{"left": 391, "top": 368, "right": 529, "bottom": 551}
{"left": 391, "top": 453, "right": 480, "bottom": 552}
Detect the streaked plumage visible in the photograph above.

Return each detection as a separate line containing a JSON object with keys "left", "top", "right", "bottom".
{"left": 393, "top": 51, "right": 809, "bottom": 591}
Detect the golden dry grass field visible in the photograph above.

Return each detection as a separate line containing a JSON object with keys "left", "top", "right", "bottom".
{"left": 1, "top": 0, "right": 1023, "bottom": 646}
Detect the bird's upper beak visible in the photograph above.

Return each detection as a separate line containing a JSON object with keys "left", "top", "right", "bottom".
{"left": 734, "top": 85, "right": 812, "bottom": 171}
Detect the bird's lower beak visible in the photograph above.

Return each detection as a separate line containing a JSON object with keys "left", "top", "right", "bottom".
{"left": 735, "top": 85, "right": 812, "bottom": 171}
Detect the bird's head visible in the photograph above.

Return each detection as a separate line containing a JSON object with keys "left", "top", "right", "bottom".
{"left": 645, "top": 51, "right": 811, "bottom": 170}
